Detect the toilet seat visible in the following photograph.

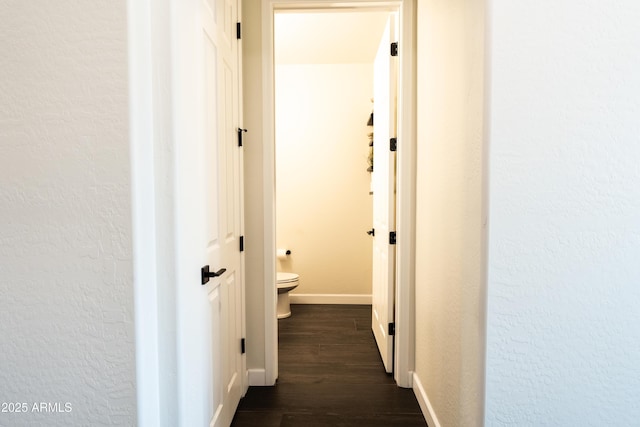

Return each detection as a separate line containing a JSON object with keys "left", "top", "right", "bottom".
{"left": 277, "top": 272, "right": 299, "bottom": 285}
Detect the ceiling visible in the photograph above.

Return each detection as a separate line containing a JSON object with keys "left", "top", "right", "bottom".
{"left": 274, "top": 11, "right": 392, "bottom": 65}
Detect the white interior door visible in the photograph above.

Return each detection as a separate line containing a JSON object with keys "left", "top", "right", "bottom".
{"left": 202, "top": 0, "right": 244, "bottom": 425}
{"left": 371, "top": 16, "right": 397, "bottom": 374}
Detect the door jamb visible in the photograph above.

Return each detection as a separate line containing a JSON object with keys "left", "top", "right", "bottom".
{"left": 262, "top": 0, "right": 416, "bottom": 387}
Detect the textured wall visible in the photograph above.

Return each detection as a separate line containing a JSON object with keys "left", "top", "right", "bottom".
{"left": 275, "top": 63, "right": 373, "bottom": 297}
{"left": 485, "top": 1, "right": 640, "bottom": 424}
{"left": 414, "top": 0, "right": 486, "bottom": 425}
{"left": 0, "top": 1, "right": 135, "bottom": 425}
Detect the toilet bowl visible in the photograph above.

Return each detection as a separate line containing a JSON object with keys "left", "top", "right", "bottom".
{"left": 276, "top": 272, "right": 299, "bottom": 319}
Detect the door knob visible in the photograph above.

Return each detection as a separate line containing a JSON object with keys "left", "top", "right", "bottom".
{"left": 366, "top": 228, "right": 375, "bottom": 236}
{"left": 201, "top": 265, "right": 227, "bottom": 285}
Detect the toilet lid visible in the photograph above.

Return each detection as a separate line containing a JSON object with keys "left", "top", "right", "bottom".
{"left": 277, "top": 272, "right": 299, "bottom": 283}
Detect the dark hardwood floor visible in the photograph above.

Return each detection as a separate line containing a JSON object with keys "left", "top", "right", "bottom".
{"left": 231, "top": 304, "right": 427, "bottom": 427}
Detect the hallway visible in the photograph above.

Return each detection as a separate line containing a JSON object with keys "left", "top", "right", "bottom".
{"left": 231, "top": 305, "right": 427, "bottom": 426}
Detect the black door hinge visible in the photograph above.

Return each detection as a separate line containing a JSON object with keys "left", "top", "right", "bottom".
{"left": 237, "top": 22, "right": 242, "bottom": 39}
{"left": 389, "top": 231, "right": 396, "bottom": 245}
{"left": 390, "top": 138, "right": 397, "bottom": 152}
{"left": 391, "top": 42, "right": 398, "bottom": 57}
{"left": 388, "top": 322, "right": 395, "bottom": 336}
{"left": 238, "top": 128, "right": 247, "bottom": 147}
{"left": 241, "top": 338, "right": 246, "bottom": 354}
{"left": 239, "top": 236, "right": 244, "bottom": 252}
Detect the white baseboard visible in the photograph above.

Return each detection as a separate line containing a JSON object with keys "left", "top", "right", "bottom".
{"left": 289, "top": 293, "right": 372, "bottom": 305}
{"left": 413, "top": 372, "right": 441, "bottom": 427}
{"left": 247, "top": 369, "right": 267, "bottom": 386}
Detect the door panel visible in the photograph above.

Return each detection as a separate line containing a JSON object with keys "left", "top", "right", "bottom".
{"left": 371, "top": 16, "right": 397, "bottom": 374}
{"left": 202, "top": 0, "right": 243, "bottom": 426}
{"left": 204, "top": 29, "right": 221, "bottom": 253}
{"left": 209, "top": 286, "right": 223, "bottom": 424}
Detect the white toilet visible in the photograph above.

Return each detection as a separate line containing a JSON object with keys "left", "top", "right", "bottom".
{"left": 276, "top": 272, "right": 299, "bottom": 319}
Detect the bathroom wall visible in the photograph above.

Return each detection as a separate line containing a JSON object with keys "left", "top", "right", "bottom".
{"left": 0, "top": 1, "right": 136, "bottom": 425}
{"left": 413, "top": 0, "right": 486, "bottom": 426}
{"left": 275, "top": 63, "right": 374, "bottom": 299}
{"left": 485, "top": 1, "right": 640, "bottom": 424}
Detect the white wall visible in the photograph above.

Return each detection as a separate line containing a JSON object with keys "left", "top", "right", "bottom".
{"left": 414, "top": 0, "right": 486, "bottom": 426}
{"left": 0, "top": 2, "right": 136, "bottom": 425}
{"left": 485, "top": 1, "right": 640, "bottom": 424}
{"left": 276, "top": 63, "right": 373, "bottom": 298}
{"left": 242, "top": 0, "right": 269, "bottom": 378}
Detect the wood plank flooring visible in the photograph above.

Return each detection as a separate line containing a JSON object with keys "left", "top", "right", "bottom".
{"left": 231, "top": 304, "right": 427, "bottom": 427}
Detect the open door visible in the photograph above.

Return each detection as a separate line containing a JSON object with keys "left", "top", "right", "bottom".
{"left": 202, "top": 0, "right": 244, "bottom": 425}
{"left": 371, "top": 15, "right": 397, "bottom": 374}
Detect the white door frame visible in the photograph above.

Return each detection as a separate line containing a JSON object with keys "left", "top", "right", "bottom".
{"left": 262, "top": 0, "right": 416, "bottom": 387}
{"left": 128, "top": 0, "right": 176, "bottom": 424}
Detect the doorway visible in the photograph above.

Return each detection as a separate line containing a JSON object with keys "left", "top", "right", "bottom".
{"left": 274, "top": 10, "right": 387, "bottom": 305}
{"left": 257, "top": 0, "right": 417, "bottom": 388}
{"left": 274, "top": 8, "right": 397, "bottom": 374}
